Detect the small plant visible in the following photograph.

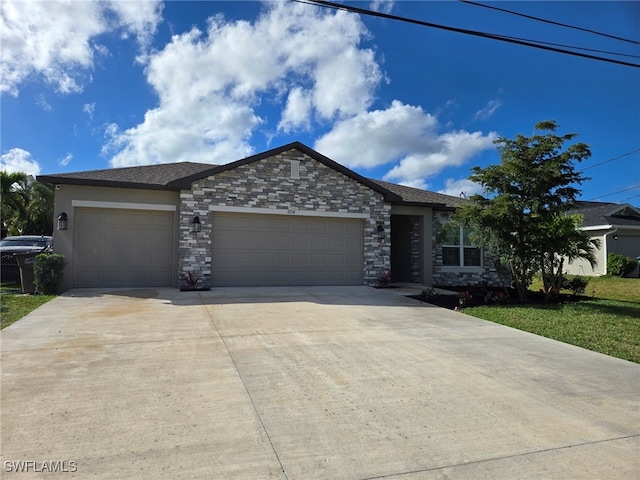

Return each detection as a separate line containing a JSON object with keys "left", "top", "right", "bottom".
{"left": 33, "top": 253, "right": 65, "bottom": 295}
{"left": 607, "top": 253, "right": 636, "bottom": 277}
{"left": 457, "top": 290, "right": 472, "bottom": 308}
{"left": 419, "top": 287, "right": 435, "bottom": 302}
{"left": 562, "top": 275, "right": 589, "bottom": 296}
{"left": 377, "top": 270, "right": 392, "bottom": 288}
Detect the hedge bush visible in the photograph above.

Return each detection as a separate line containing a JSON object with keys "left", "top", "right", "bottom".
{"left": 607, "top": 253, "right": 636, "bottom": 277}
{"left": 33, "top": 253, "right": 65, "bottom": 295}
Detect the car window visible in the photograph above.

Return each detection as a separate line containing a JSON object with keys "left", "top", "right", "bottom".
{"left": 0, "top": 238, "right": 50, "bottom": 247}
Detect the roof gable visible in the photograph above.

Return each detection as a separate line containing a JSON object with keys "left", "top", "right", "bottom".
{"left": 167, "top": 142, "right": 401, "bottom": 201}
{"left": 570, "top": 201, "right": 640, "bottom": 228}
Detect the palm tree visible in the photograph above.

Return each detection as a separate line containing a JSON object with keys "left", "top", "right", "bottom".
{"left": 1, "top": 171, "right": 28, "bottom": 236}
{"left": 539, "top": 214, "right": 600, "bottom": 301}
{"left": 23, "top": 181, "right": 54, "bottom": 235}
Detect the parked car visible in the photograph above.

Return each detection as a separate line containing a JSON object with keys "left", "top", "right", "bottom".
{"left": 0, "top": 235, "right": 53, "bottom": 284}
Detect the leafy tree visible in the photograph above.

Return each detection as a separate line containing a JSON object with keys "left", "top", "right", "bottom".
{"left": 454, "top": 121, "right": 594, "bottom": 302}
{"left": 23, "top": 181, "right": 54, "bottom": 235}
{"left": 1, "top": 171, "right": 28, "bottom": 236}
{"left": 1, "top": 171, "right": 53, "bottom": 236}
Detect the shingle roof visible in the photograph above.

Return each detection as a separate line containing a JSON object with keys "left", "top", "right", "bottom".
{"left": 369, "top": 179, "right": 467, "bottom": 209}
{"left": 37, "top": 142, "right": 464, "bottom": 208}
{"left": 38, "top": 162, "right": 216, "bottom": 190}
{"left": 570, "top": 201, "right": 640, "bottom": 228}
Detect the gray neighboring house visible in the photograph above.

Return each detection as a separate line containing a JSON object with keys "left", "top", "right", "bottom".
{"left": 564, "top": 201, "right": 640, "bottom": 276}
{"left": 38, "top": 142, "right": 504, "bottom": 291}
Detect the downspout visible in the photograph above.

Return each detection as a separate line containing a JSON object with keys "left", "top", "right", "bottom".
{"left": 602, "top": 228, "right": 618, "bottom": 275}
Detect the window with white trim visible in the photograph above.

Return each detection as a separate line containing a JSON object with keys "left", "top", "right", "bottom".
{"left": 442, "top": 226, "right": 482, "bottom": 267}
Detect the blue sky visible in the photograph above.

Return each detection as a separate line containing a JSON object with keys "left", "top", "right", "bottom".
{"left": 2, "top": 0, "right": 639, "bottom": 204}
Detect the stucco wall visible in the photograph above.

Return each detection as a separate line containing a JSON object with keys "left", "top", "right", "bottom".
{"left": 51, "top": 184, "right": 180, "bottom": 291}
{"left": 566, "top": 228, "right": 640, "bottom": 276}
{"left": 178, "top": 148, "right": 390, "bottom": 287}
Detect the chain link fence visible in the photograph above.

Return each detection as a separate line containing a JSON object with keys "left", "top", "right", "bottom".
{"left": 1, "top": 254, "right": 23, "bottom": 288}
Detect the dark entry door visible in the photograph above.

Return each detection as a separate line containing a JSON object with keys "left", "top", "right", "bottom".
{"left": 391, "top": 215, "right": 412, "bottom": 282}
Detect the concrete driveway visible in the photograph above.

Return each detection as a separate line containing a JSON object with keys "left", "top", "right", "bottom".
{"left": 1, "top": 286, "right": 638, "bottom": 479}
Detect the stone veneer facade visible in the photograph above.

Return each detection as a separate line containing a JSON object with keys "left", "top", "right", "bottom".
{"left": 178, "top": 149, "right": 390, "bottom": 288}
{"left": 431, "top": 211, "right": 507, "bottom": 287}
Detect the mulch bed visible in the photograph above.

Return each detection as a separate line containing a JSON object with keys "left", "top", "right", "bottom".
{"left": 408, "top": 285, "right": 585, "bottom": 309}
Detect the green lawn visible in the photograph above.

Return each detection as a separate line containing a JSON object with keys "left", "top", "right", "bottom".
{"left": 466, "top": 277, "right": 640, "bottom": 363}
{"left": 1, "top": 292, "right": 55, "bottom": 329}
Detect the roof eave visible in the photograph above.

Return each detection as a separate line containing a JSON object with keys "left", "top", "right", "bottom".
{"left": 36, "top": 176, "right": 173, "bottom": 191}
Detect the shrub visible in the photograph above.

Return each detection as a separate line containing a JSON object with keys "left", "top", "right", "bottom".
{"left": 562, "top": 275, "right": 589, "bottom": 296}
{"left": 607, "top": 253, "right": 636, "bottom": 277}
{"left": 33, "top": 253, "right": 65, "bottom": 295}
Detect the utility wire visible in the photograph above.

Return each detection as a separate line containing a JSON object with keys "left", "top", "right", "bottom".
{"left": 294, "top": 0, "right": 640, "bottom": 68}
{"left": 579, "top": 148, "right": 640, "bottom": 172}
{"left": 586, "top": 184, "right": 640, "bottom": 201}
{"left": 460, "top": 0, "right": 640, "bottom": 46}
{"left": 619, "top": 193, "right": 640, "bottom": 203}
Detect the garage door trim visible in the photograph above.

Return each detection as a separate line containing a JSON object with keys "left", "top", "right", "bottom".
{"left": 72, "top": 200, "right": 176, "bottom": 211}
{"left": 210, "top": 204, "right": 369, "bottom": 219}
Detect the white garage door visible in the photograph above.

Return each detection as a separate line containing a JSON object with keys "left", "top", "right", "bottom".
{"left": 74, "top": 208, "right": 173, "bottom": 288}
{"left": 211, "top": 213, "right": 364, "bottom": 286}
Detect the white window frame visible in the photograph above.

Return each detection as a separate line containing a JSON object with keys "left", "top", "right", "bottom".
{"left": 441, "top": 225, "right": 483, "bottom": 271}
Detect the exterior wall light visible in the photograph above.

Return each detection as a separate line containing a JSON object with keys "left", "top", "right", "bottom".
{"left": 377, "top": 224, "right": 385, "bottom": 240}
{"left": 191, "top": 215, "right": 201, "bottom": 233}
{"left": 57, "top": 212, "right": 68, "bottom": 231}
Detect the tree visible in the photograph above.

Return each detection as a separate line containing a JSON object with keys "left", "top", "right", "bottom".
{"left": 1, "top": 171, "right": 29, "bottom": 236}
{"left": 1, "top": 171, "right": 54, "bottom": 236}
{"left": 453, "top": 121, "right": 594, "bottom": 302}
{"left": 538, "top": 214, "right": 599, "bottom": 300}
{"left": 23, "top": 181, "right": 54, "bottom": 235}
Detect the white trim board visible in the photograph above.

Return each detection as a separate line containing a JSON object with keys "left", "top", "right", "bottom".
{"left": 72, "top": 200, "right": 176, "bottom": 212}
{"left": 208, "top": 205, "right": 369, "bottom": 219}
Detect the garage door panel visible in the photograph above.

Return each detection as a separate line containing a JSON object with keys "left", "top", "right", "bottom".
{"left": 74, "top": 208, "right": 173, "bottom": 288}
{"left": 212, "top": 212, "right": 363, "bottom": 286}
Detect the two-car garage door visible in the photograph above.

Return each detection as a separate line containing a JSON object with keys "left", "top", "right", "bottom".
{"left": 211, "top": 213, "right": 364, "bottom": 286}
{"left": 72, "top": 208, "right": 364, "bottom": 288}
{"left": 74, "top": 208, "right": 173, "bottom": 288}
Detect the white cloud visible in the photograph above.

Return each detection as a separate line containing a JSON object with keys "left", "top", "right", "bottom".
{"left": 314, "top": 101, "right": 438, "bottom": 168}
{"left": 59, "top": 153, "right": 73, "bottom": 167}
{"left": 370, "top": 0, "right": 395, "bottom": 14}
{"left": 313, "top": 100, "right": 496, "bottom": 187}
{"left": 383, "top": 130, "right": 497, "bottom": 185}
{"left": 83, "top": 102, "right": 96, "bottom": 119}
{"left": 0, "top": 148, "right": 41, "bottom": 176}
{"left": 473, "top": 99, "right": 502, "bottom": 121}
{"left": 0, "top": 0, "right": 162, "bottom": 96}
{"left": 438, "top": 178, "right": 484, "bottom": 198}
{"left": 36, "top": 94, "right": 52, "bottom": 111}
{"left": 278, "top": 87, "right": 313, "bottom": 133}
{"left": 106, "top": 1, "right": 382, "bottom": 167}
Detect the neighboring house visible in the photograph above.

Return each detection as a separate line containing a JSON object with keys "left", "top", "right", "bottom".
{"left": 37, "top": 142, "right": 504, "bottom": 291}
{"left": 564, "top": 201, "right": 640, "bottom": 276}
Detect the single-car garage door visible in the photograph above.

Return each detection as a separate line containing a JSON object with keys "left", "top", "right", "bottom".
{"left": 74, "top": 208, "right": 174, "bottom": 288}
{"left": 211, "top": 213, "right": 364, "bottom": 286}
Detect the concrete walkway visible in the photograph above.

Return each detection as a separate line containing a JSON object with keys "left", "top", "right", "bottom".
{"left": 1, "top": 286, "right": 638, "bottom": 479}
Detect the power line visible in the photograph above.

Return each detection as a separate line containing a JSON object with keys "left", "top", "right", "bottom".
{"left": 586, "top": 184, "right": 640, "bottom": 201}
{"left": 293, "top": 0, "right": 640, "bottom": 69}
{"left": 459, "top": 0, "right": 640, "bottom": 46}
{"left": 579, "top": 148, "right": 640, "bottom": 172}
{"left": 619, "top": 193, "right": 640, "bottom": 203}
